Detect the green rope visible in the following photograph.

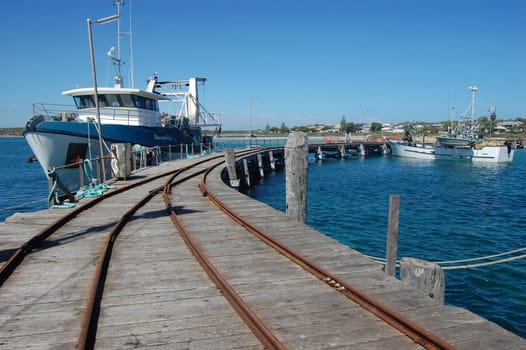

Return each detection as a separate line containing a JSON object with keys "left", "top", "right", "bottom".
{"left": 77, "top": 182, "right": 117, "bottom": 199}
{"left": 45, "top": 161, "right": 118, "bottom": 207}
{"left": 46, "top": 167, "right": 75, "bottom": 209}
{"left": 76, "top": 159, "right": 117, "bottom": 199}
{"left": 83, "top": 159, "right": 94, "bottom": 184}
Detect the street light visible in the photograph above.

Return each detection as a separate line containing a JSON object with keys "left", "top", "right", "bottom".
{"left": 249, "top": 97, "right": 257, "bottom": 147}
{"left": 87, "top": 14, "right": 119, "bottom": 183}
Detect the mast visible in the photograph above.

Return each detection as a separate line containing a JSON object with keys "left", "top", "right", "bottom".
{"left": 107, "top": 0, "right": 126, "bottom": 88}
{"left": 449, "top": 105, "right": 456, "bottom": 134}
{"left": 469, "top": 86, "right": 478, "bottom": 126}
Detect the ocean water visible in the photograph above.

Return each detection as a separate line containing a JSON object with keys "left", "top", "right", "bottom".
{"left": 0, "top": 137, "right": 49, "bottom": 221}
{"left": 247, "top": 150, "right": 526, "bottom": 338}
{"left": 1, "top": 137, "right": 524, "bottom": 338}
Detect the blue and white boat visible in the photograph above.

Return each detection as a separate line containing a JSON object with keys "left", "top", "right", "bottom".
{"left": 388, "top": 86, "right": 514, "bottom": 163}
{"left": 24, "top": 1, "right": 219, "bottom": 192}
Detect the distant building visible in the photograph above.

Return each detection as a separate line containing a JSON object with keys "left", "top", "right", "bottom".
{"left": 496, "top": 121, "right": 523, "bottom": 133}
{"left": 381, "top": 123, "right": 405, "bottom": 133}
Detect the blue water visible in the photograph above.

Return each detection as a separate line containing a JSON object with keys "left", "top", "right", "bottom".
{"left": 1, "top": 137, "right": 525, "bottom": 338}
{"left": 247, "top": 151, "right": 526, "bottom": 338}
{"left": 0, "top": 137, "right": 49, "bottom": 221}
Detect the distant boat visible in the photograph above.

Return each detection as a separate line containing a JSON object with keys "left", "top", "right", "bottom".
{"left": 24, "top": 1, "right": 220, "bottom": 192}
{"left": 388, "top": 86, "right": 514, "bottom": 163}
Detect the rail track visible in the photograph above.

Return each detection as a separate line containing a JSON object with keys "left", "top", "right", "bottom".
{"left": 0, "top": 148, "right": 456, "bottom": 349}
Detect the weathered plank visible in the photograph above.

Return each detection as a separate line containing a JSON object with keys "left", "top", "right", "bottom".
{"left": 0, "top": 155, "right": 524, "bottom": 350}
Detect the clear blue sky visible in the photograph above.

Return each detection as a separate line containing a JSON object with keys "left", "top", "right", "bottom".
{"left": 1, "top": 0, "right": 524, "bottom": 130}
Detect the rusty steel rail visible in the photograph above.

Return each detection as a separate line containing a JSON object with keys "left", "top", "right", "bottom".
{"left": 0, "top": 173, "right": 153, "bottom": 287}
{"left": 162, "top": 149, "right": 286, "bottom": 350}
{"left": 198, "top": 151, "right": 456, "bottom": 350}
{"left": 0, "top": 152, "right": 236, "bottom": 289}
{"left": 78, "top": 149, "right": 276, "bottom": 349}
{"left": 8, "top": 147, "right": 451, "bottom": 349}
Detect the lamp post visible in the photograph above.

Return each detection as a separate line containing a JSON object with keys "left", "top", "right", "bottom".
{"left": 87, "top": 14, "right": 119, "bottom": 183}
{"left": 249, "top": 97, "right": 257, "bottom": 147}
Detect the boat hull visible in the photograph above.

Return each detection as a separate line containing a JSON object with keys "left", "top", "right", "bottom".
{"left": 24, "top": 121, "right": 202, "bottom": 192}
{"left": 388, "top": 140, "right": 514, "bottom": 163}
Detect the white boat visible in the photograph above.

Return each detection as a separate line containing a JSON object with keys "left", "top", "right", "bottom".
{"left": 24, "top": 1, "right": 220, "bottom": 193}
{"left": 388, "top": 139, "right": 513, "bottom": 162}
{"left": 388, "top": 86, "right": 514, "bottom": 163}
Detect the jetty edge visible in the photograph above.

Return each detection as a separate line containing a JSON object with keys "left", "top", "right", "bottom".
{"left": 1, "top": 150, "right": 524, "bottom": 348}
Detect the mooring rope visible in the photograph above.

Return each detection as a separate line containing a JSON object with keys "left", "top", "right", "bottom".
{"left": 46, "top": 167, "right": 75, "bottom": 209}
{"left": 434, "top": 247, "right": 526, "bottom": 265}
{"left": 440, "top": 254, "right": 526, "bottom": 270}
{"left": 365, "top": 246, "right": 526, "bottom": 270}
{"left": 0, "top": 198, "right": 48, "bottom": 211}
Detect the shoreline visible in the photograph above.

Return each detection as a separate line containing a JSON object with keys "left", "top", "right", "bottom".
{"left": 0, "top": 128, "right": 24, "bottom": 137}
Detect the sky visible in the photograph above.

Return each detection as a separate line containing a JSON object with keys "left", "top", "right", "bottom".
{"left": 0, "top": 0, "right": 524, "bottom": 130}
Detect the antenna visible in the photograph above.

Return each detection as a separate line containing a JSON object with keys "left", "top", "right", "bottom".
{"left": 469, "top": 86, "right": 478, "bottom": 122}
{"left": 129, "top": 0, "right": 135, "bottom": 88}
{"left": 109, "top": 0, "right": 135, "bottom": 88}
{"left": 114, "top": 0, "right": 124, "bottom": 65}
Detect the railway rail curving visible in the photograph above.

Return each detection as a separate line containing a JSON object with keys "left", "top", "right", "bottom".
{"left": 0, "top": 148, "right": 456, "bottom": 349}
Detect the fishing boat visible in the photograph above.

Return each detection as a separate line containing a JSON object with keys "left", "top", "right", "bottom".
{"left": 388, "top": 86, "right": 514, "bottom": 163}
{"left": 24, "top": 1, "right": 220, "bottom": 192}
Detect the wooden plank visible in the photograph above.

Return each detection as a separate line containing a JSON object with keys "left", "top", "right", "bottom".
{"left": 0, "top": 157, "right": 524, "bottom": 350}
{"left": 96, "top": 198, "right": 262, "bottom": 347}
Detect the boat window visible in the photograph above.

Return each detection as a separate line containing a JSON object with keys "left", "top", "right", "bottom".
{"left": 131, "top": 95, "right": 158, "bottom": 111}
{"left": 145, "top": 98, "right": 159, "bottom": 111}
{"left": 73, "top": 95, "right": 95, "bottom": 109}
{"left": 98, "top": 95, "right": 108, "bottom": 107}
{"left": 133, "top": 95, "right": 146, "bottom": 109}
{"left": 105, "top": 94, "right": 121, "bottom": 107}
{"left": 119, "top": 94, "right": 136, "bottom": 107}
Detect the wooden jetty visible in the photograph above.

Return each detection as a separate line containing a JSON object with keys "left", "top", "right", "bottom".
{"left": 0, "top": 151, "right": 524, "bottom": 349}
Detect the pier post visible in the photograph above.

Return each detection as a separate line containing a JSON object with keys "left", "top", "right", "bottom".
{"left": 285, "top": 132, "right": 308, "bottom": 223}
{"left": 257, "top": 153, "right": 264, "bottom": 178}
{"left": 269, "top": 150, "right": 276, "bottom": 170}
{"left": 243, "top": 158, "right": 250, "bottom": 187}
{"left": 385, "top": 194, "right": 400, "bottom": 276}
{"left": 359, "top": 144, "right": 365, "bottom": 157}
{"left": 339, "top": 144, "right": 345, "bottom": 158}
{"left": 400, "top": 257, "right": 445, "bottom": 304}
{"left": 317, "top": 146, "right": 323, "bottom": 160}
{"left": 224, "top": 148, "right": 239, "bottom": 187}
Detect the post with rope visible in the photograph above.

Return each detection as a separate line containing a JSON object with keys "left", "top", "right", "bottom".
{"left": 400, "top": 257, "right": 445, "bottom": 304}
{"left": 46, "top": 168, "right": 75, "bottom": 208}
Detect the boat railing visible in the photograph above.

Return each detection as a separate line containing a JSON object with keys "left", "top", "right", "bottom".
{"left": 32, "top": 103, "right": 78, "bottom": 121}
{"left": 46, "top": 141, "right": 216, "bottom": 205}
{"left": 78, "top": 107, "right": 161, "bottom": 127}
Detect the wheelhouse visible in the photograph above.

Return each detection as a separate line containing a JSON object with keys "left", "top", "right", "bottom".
{"left": 63, "top": 87, "right": 170, "bottom": 127}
